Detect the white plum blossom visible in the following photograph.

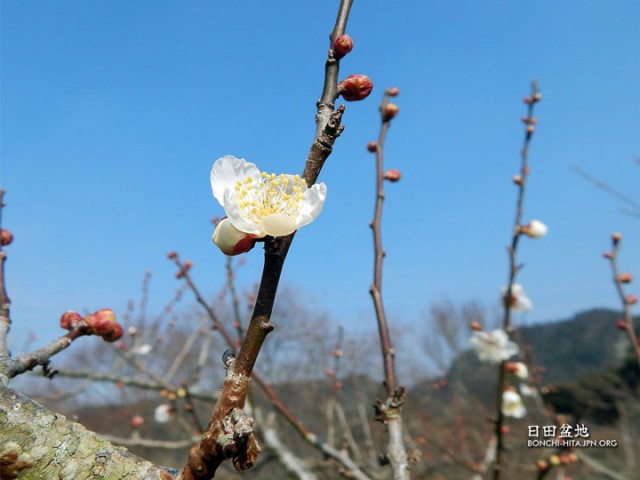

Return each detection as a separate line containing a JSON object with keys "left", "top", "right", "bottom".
{"left": 502, "top": 390, "right": 526, "bottom": 418}
{"left": 210, "top": 155, "right": 327, "bottom": 239}
{"left": 522, "top": 219, "right": 548, "bottom": 238}
{"left": 520, "top": 384, "right": 537, "bottom": 397}
{"left": 470, "top": 329, "right": 519, "bottom": 364}
{"left": 501, "top": 283, "right": 533, "bottom": 312}
{"left": 132, "top": 343, "right": 153, "bottom": 356}
{"left": 507, "top": 361, "right": 529, "bottom": 379}
{"left": 154, "top": 404, "right": 172, "bottom": 424}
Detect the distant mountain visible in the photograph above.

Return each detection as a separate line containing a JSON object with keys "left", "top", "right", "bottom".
{"left": 426, "top": 308, "right": 640, "bottom": 423}
{"left": 518, "top": 308, "right": 633, "bottom": 384}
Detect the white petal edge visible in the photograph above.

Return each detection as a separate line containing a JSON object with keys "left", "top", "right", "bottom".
{"left": 296, "top": 182, "right": 327, "bottom": 227}
{"left": 210, "top": 155, "right": 261, "bottom": 205}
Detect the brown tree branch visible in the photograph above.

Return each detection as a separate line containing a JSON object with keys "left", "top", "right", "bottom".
{"left": 368, "top": 88, "right": 410, "bottom": 480}
{"left": 179, "top": 2, "right": 354, "bottom": 477}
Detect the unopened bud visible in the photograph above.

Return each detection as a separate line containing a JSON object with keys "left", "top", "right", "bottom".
{"left": 617, "top": 273, "right": 633, "bottom": 283}
{"left": 469, "top": 321, "right": 482, "bottom": 331}
{"left": 103, "top": 323, "right": 124, "bottom": 342}
{"left": 616, "top": 319, "right": 627, "bottom": 330}
{"left": 386, "top": 87, "right": 400, "bottom": 97}
{"left": 183, "top": 260, "right": 193, "bottom": 271}
{"left": 338, "top": 74, "right": 373, "bottom": 101}
{"left": 367, "top": 141, "right": 378, "bottom": 153}
{"left": 60, "top": 311, "right": 84, "bottom": 330}
{"left": 521, "top": 219, "right": 548, "bottom": 238}
{"left": 131, "top": 416, "right": 144, "bottom": 428}
{"left": 512, "top": 175, "right": 523, "bottom": 186}
{"left": 506, "top": 362, "right": 528, "bottom": 379}
{"left": 381, "top": 103, "right": 399, "bottom": 121}
{"left": 612, "top": 232, "right": 622, "bottom": 245}
{"left": 212, "top": 218, "right": 258, "bottom": 256}
{"left": 523, "top": 96, "right": 533, "bottom": 105}
{"left": 536, "top": 460, "right": 549, "bottom": 473}
{"left": 526, "top": 124, "right": 535, "bottom": 135}
{"left": 603, "top": 251, "right": 613, "bottom": 259}
{"left": 533, "top": 92, "right": 543, "bottom": 102}
{"left": 85, "top": 309, "right": 123, "bottom": 342}
{"left": 166, "top": 251, "right": 177, "bottom": 259}
{"left": 0, "top": 229, "right": 13, "bottom": 246}
{"left": 625, "top": 294, "right": 638, "bottom": 305}
{"left": 332, "top": 34, "right": 353, "bottom": 59}
{"left": 521, "top": 116, "right": 538, "bottom": 125}
{"left": 500, "top": 425, "right": 510, "bottom": 434}
{"left": 384, "top": 169, "right": 402, "bottom": 182}
{"left": 549, "top": 455, "right": 561, "bottom": 466}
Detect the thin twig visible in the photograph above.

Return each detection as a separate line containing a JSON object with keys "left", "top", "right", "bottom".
{"left": 368, "top": 89, "right": 409, "bottom": 480}
{"left": 605, "top": 235, "right": 640, "bottom": 368}
{"left": 493, "top": 81, "right": 541, "bottom": 480}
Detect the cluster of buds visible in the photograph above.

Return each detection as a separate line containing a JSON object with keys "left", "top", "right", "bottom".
{"left": 60, "top": 309, "right": 123, "bottom": 342}
{"left": 0, "top": 229, "right": 13, "bottom": 246}
{"left": 605, "top": 232, "right": 638, "bottom": 307}
{"left": 523, "top": 91, "right": 543, "bottom": 105}
{"left": 537, "top": 452, "right": 577, "bottom": 473}
{"left": 175, "top": 260, "right": 193, "bottom": 278}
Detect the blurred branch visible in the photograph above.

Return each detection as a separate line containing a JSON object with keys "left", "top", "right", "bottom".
{"left": 572, "top": 165, "right": 640, "bottom": 218}
{"left": 368, "top": 88, "right": 410, "bottom": 480}
{"left": 604, "top": 234, "right": 640, "bottom": 368}
{"left": 493, "top": 81, "right": 542, "bottom": 480}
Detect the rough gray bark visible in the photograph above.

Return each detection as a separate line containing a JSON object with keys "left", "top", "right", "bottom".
{"left": 0, "top": 384, "right": 175, "bottom": 480}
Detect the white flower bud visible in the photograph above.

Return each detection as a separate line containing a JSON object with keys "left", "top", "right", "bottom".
{"left": 522, "top": 219, "right": 548, "bottom": 238}
{"left": 212, "top": 218, "right": 257, "bottom": 256}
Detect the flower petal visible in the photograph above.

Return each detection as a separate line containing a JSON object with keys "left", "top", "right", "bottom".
{"left": 260, "top": 213, "right": 298, "bottom": 237}
{"left": 210, "top": 155, "right": 261, "bottom": 205}
{"left": 223, "top": 189, "right": 265, "bottom": 236}
{"left": 296, "top": 182, "right": 327, "bottom": 227}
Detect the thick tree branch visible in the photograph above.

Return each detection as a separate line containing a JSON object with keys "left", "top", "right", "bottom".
{"left": 0, "top": 384, "right": 176, "bottom": 479}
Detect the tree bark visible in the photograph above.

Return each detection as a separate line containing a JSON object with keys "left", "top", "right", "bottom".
{"left": 0, "top": 384, "right": 175, "bottom": 480}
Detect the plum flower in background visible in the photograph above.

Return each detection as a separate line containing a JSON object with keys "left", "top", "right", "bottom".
{"left": 154, "top": 404, "right": 172, "bottom": 424}
{"left": 506, "top": 361, "right": 529, "bottom": 379}
{"left": 470, "top": 329, "right": 519, "bottom": 364}
{"left": 210, "top": 155, "right": 327, "bottom": 254}
{"left": 502, "top": 390, "right": 526, "bottom": 418}
{"left": 520, "top": 384, "right": 537, "bottom": 397}
{"left": 132, "top": 343, "right": 153, "bottom": 356}
{"left": 501, "top": 283, "right": 533, "bottom": 312}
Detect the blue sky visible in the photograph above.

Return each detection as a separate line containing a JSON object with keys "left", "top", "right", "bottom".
{"left": 1, "top": 1, "right": 639, "bottom": 353}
